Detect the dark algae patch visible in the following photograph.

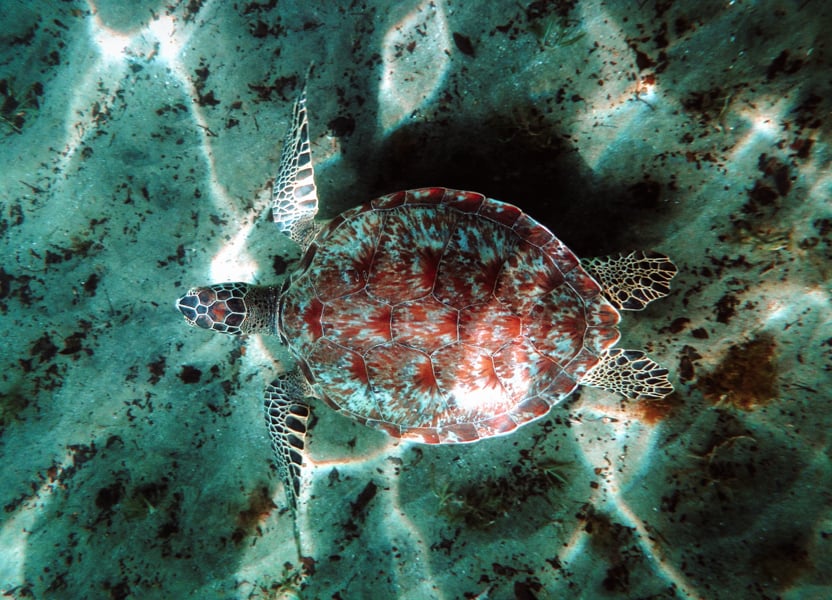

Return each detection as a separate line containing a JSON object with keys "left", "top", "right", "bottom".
{"left": 698, "top": 334, "right": 778, "bottom": 410}
{"left": 232, "top": 486, "right": 277, "bottom": 544}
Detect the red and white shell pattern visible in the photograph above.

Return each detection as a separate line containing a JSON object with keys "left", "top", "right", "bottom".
{"left": 279, "top": 187, "right": 621, "bottom": 443}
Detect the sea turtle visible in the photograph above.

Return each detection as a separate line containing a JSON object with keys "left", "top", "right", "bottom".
{"left": 176, "top": 78, "right": 677, "bottom": 526}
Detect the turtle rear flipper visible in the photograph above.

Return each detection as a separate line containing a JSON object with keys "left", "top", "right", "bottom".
{"left": 582, "top": 251, "right": 677, "bottom": 311}
{"left": 272, "top": 73, "right": 320, "bottom": 248}
{"left": 580, "top": 348, "right": 673, "bottom": 399}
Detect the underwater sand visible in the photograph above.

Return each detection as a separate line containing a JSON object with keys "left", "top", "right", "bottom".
{"left": 1, "top": 0, "right": 831, "bottom": 598}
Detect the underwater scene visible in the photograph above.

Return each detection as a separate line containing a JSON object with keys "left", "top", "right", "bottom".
{"left": 1, "top": 0, "right": 830, "bottom": 598}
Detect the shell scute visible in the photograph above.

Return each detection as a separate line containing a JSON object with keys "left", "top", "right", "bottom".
{"left": 494, "top": 244, "right": 565, "bottom": 314}
{"left": 406, "top": 187, "right": 448, "bottom": 206}
{"left": 492, "top": 339, "right": 565, "bottom": 401}
{"left": 509, "top": 395, "right": 551, "bottom": 422}
{"left": 478, "top": 196, "right": 523, "bottom": 228}
{"left": 392, "top": 296, "right": 459, "bottom": 352}
{"left": 585, "top": 295, "right": 620, "bottom": 327}
{"left": 306, "top": 340, "right": 377, "bottom": 418}
{"left": 525, "top": 287, "right": 586, "bottom": 365}
{"left": 474, "top": 413, "right": 519, "bottom": 439}
{"left": 280, "top": 275, "right": 323, "bottom": 351}
{"left": 565, "top": 346, "right": 606, "bottom": 380}
{"left": 542, "top": 369, "right": 581, "bottom": 398}
{"left": 372, "top": 190, "right": 408, "bottom": 209}
{"left": 584, "top": 325, "right": 622, "bottom": 354}
{"left": 434, "top": 214, "right": 516, "bottom": 308}
{"left": 368, "top": 206, "right": 453, "bottom": 302}
{"left": 321, "top": 291, "right": 392, "bottom": 352}
{"left": 441, "top": 189, "right": 485, "bottom": 213}
{"left": 400, "top": 426, "right": 441, "bottom": 444}
{"left": 431, "top": 344, "right": 508, "bottom": 421}
{"left": 312, "top": 208, "right": 381, "bottom": 300}
{"left": 458, "top": 299, "right": 521, "bottom": 348}
{"left": 365, "top": 343, "right": 446, "bottom": 426}
{"left": 512, "top": 213, "right": 555, "bottom": 247}
{"left": 563, "top": 266, "right": 603, "bottom": 298}
{"left": 541, "top": 238, "right": 580, "bottom": 273}
{"left": 437, "top": 421, "right": 479, "bottom": 443}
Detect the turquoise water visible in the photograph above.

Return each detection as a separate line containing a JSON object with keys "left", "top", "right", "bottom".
{"left": 1, "top": 0, "right": 831, "bottom": 598}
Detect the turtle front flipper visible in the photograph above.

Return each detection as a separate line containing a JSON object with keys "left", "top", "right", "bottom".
{"left": 264, "top": 371, "right": 310, "bottom": 515}
{"left": 582, "top": 251, "right": 677, "bottom": 311}
{"left": 272, "top": 72, "right": 320, "bottom": 248}
{"left": 580, "top": 348, "right": 673, "bottom": 399}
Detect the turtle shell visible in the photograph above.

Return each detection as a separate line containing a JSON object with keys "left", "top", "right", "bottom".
{"left": 279, "top": 187, "right": 621, "bottom": 443}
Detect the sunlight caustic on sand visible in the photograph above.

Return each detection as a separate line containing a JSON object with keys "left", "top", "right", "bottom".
{"left": 378, "top": 0, "right": 451, "bottom": 134}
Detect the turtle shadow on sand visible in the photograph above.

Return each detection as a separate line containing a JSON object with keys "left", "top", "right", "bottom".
{"left": 320, "top": 96, "right": 677, "bottom": 258}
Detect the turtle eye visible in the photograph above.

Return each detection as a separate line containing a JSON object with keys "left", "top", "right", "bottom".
{"left": 225, "top": 312, "right": 245, "bottom": 328}
{"left": 226, "top": 298, "right": 246, "bottom": 314}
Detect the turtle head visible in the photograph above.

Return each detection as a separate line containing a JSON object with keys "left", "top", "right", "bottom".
{"left": 176, "top": 282, "right": 279, "bottom": 335}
